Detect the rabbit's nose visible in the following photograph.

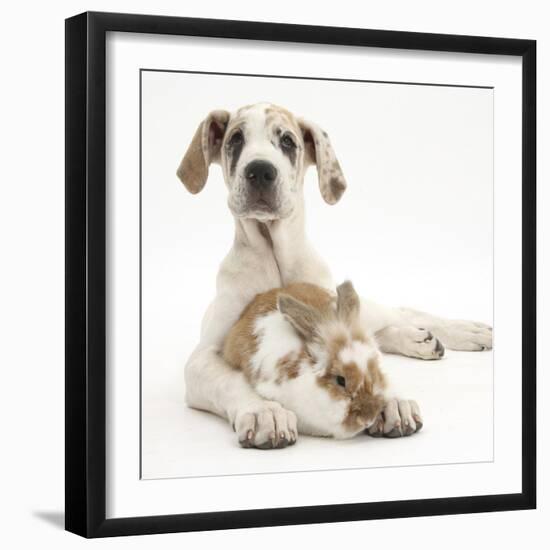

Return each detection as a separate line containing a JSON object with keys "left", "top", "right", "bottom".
{"left": 363, "top": 417, "right": 376, "bottom": 429}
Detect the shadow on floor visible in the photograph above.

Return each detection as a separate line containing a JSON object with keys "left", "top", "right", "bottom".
{"left": 33, "top": 510, "right": 65, "bottom": 530}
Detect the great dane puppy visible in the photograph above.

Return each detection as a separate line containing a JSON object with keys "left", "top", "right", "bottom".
{"left": 177, "top": 103, "right": 492, "bottom": 449}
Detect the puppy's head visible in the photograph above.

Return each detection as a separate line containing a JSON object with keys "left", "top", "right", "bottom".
{"left": 177, "top": 103, "right": 347, "bottom": 220}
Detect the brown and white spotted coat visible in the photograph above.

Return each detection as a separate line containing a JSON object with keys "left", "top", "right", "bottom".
{"left": 223, "top": 281, "right": 389, "bottom": 440}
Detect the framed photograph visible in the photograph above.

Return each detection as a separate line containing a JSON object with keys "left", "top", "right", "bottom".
{"left": 65, "top": 11, "right": 536, "bottom": 538}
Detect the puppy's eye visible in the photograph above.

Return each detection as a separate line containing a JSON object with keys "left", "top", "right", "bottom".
{"left": 336, "top": 376, "right": 346, "bottom": 388}
{"left": 281, "top": 134, "right": 296, "bottom": 149}
{"left": 228, "top": 131, "right": 243, "bottom": 146}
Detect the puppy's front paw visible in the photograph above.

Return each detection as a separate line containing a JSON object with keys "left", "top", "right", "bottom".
{"left": 234, "top": 401, "right": 298, "bottom": 449}
{"left": 366, "top": 398, "right": 423, "bottom": 438}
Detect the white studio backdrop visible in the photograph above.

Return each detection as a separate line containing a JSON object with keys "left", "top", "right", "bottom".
{"left": 140, "top": 70, "right": 495, "bottom": 480}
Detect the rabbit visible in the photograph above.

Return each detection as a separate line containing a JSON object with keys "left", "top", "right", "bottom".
{"left": 222, "top": 280, "right": 391, "bottom": 445}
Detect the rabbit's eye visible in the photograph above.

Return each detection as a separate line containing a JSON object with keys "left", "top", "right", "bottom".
{"left": 336, "top": 376, "right": 346, "bottom": 388}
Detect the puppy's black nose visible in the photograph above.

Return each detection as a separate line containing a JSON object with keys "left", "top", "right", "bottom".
{"left": 245, "top": 160, "right": 278, "bottom": 189}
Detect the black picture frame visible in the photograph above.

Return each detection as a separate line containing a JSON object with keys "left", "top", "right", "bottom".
{"left": 65, "top": 11, "right": 536, "bottom": 538}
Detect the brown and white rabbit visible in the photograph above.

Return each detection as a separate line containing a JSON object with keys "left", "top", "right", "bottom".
{"left": 223, "top": 280, "right": 392, "bottom": 444}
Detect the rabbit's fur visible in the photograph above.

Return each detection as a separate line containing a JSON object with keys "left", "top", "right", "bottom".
{"left": 223, "top": 281, "right": 387, "bottom": 439}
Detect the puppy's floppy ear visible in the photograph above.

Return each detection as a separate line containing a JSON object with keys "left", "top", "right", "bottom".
{"left": 336, "top": 281, "right": 360, "bottom": 324}
{"left": 176, "top": 110, "right": 230, "bottom": 194}
{"left": 298, "top": 118, "right": 347, "bottom": 205}
{"left": 278, "top": 294, "right": 323, "bottom": 342}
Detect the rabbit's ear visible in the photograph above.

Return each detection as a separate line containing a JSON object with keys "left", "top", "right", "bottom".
{"left": 278, "top": 294, "right": 322, "bottom": 341}
{"left": 336, "top": 281, "right": 360, "bottom": 324}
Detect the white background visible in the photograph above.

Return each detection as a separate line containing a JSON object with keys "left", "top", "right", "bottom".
{"left": 0, "top": 1, "right": 546, "bottom": 549}
{"left": 141, "top": 70, "right": 495, "bottom": 480}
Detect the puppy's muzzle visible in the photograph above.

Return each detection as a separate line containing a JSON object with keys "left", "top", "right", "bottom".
{"left": 245, "top": 160, "right": 278, "bottom": 191}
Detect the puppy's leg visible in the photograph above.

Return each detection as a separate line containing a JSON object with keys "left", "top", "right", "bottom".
{"left": 398, "top": 307, "right": 492, "bottom": 352}
{"left": 359, "top": 298, "right": 492, "bottom": 354}
{"left": 375, "top": 326, "right": 445, "bottom": 360}
{"left": 185, "top": 345, "right": 298, "bottom": 449}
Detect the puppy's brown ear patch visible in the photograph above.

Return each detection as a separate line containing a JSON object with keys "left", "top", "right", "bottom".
{"left": 278, "top": 294, "right": 322, "bottom": 342}
{"left": 177, "top": 110, "right": 230, "bottom": 194}
{"left": 336, "top": 281, "right": 360, "bottom": 323}
{"left": 299, "top": 118, "right": 347, "bottom": 205}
